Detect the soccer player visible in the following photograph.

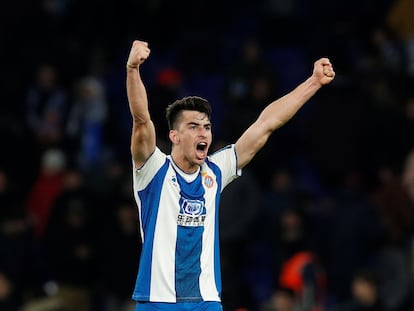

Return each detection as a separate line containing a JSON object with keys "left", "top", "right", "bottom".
{"left": 126, "top": 40, "right": 335, "bottom": 311}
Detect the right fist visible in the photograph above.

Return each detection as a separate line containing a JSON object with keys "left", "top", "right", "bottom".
{"left": 127, "top": 40, "right": 150, "bottom": 68}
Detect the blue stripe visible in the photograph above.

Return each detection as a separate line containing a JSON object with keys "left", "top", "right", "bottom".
{"left": 205, "top": 160, "right": 223, "bottom": 297}
{"left": 135, "top": 301, "right": 223, "bottom": 311}
{"left": 175, "top": 172, "right": 205, "bottom": 301}
{"left": 133, "top": 160, "right": 169, "bottom": 300}
{"left": 175, "top": 226, "right": 203, "bottom": 300}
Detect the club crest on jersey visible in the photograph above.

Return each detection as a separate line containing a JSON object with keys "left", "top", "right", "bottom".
{"left": 203, "top": 174, "right": 214, "bottom": 188}
{"left": 177, "top": 199, "right": 206, "bottom": 227}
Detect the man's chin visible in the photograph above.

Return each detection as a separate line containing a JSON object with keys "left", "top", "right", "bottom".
{"left": 195, "top": 155, "right": 207, "bottom": 164}
{"left": 195, "top": 151, "right": 207, "bottom": 162}
{"left": 196, "top": 158, "right": 206, "bottom": 164}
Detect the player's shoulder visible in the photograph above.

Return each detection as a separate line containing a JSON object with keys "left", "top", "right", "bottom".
{"left": 135, "top": 147, "right": 167, "bottom": 173}
{"left": 207, "top": 143, "right": 237, "bottom": 170}
{"left": 209, "top": 144, "right": 234, "bottom": 157}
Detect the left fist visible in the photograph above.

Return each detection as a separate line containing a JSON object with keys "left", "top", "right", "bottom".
{"left": 314, "top": 57, "right": 335, "bottom": 85}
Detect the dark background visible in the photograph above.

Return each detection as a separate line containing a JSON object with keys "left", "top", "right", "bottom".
{"left": 0, "top": 1, "right": 413, "bottom": 311}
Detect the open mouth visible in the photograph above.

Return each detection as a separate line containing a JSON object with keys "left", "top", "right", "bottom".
{"left": 196, "top": 142, "right": 207, "bottom": 151}
{"left": 196, "top": 142, "right": 208, "bottom": 160}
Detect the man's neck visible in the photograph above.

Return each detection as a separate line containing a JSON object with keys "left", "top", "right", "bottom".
{"left": 170, "top": 153, "right": 199, "bottom": 175}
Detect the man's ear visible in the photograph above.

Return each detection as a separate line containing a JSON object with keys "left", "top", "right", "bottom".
{"left": 169, "top": 130, "right": 180, "bottom": 144}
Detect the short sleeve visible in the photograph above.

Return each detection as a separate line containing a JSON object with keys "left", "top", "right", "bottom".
{"left": 208, "top": 144, "right": 242, "bottom": 190}
{"left": 133, "top": 147, "right": 167, "bottom": 191}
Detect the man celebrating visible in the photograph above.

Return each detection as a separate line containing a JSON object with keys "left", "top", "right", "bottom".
{"left": 126, "top": 40, "right": 335, "bottom": 311}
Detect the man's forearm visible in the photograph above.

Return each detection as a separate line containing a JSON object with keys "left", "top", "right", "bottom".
{"left": 126, "top": 65, "right": 151, "bottom": 123}
{"left": 259, "top": 76, "right": 322, "bottom": 131}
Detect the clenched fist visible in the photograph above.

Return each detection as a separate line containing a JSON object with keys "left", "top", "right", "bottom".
{"left": 127, "top": 40, "right": 151, "bottom": 69}
{"left": 313, "top": 57, "right": 335, "bottom": 86}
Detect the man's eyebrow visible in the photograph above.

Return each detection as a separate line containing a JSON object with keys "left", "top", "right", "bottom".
{"left": 187, "top": 121, "right": 211, "bottom": 126}
{"left": 186, "top": 121, "right": 200, "bottom": 126}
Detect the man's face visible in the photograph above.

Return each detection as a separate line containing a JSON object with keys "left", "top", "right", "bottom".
{"left": 172, "top": 110, "right": 212, "bottom": 168}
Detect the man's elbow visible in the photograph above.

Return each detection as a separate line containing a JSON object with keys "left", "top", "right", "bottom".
{"left": 257, "top": 113, "right": 285, "bottom": 132}
{"left": 132, "top": 113, "right": 151, "bottom": 125}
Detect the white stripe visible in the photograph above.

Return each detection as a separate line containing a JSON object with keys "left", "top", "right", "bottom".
{"left": 150, "top": 168, "right": 179, "bottom": 302}
{"left": 199, "top": 167, "right": 220, "bottom": 300}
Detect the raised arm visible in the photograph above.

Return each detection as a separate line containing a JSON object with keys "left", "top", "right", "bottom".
{"left": 235, "top": 57, "right": 335, "bottom": 169}
{"left": 126, "top": 40, "right": 156, "bottom": 168}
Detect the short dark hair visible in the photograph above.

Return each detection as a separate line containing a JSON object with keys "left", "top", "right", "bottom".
{"left": 165, "top": 96, "right": 212, "bottom": 130}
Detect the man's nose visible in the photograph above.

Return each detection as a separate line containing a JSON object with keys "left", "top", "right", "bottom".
{"left": 198, "top": 127, "right": 207, "bottom": 135}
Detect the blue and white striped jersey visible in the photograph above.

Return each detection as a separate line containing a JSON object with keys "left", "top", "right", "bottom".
{"left": 132, "top": 144, "right": 241, "bottom": 303}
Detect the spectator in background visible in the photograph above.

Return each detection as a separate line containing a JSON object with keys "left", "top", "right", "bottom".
{"left": 376, "top": 246, "right": 413, "bottom": 311}
{"left": 66, "top": 76, "right": 108, "bottom": 171}
{"left": 261, "top": 168, "right": 297, "bottom": 230}
{"left": 370, "top": 165, "right": 413, "bottom": 247}
{"left": 370, "top": 27, "right": 404, "bottom": 77}
{"left": 25, "top": 149, "right": 67, "bottom": 240}
{"left": 386, "top": 0, "right": 414, "bottom": 79}
{"left": 274, "top": 208, "right": 326, "bottom": 311}
{"left": 24, "top": 148, "right": 67, "bottom": 298}
{"left": 222, "top": 40, "right": 281, "bottom": 184}
{"left": 368, "top": 165, "right": 413, "bottom": 311}
{"left": 222, "top": 38, "right": 278, "bottom": 141}
{"left": 317, "top": 171, "right": 382, "bottom": 302}
{"left": 218, "top": 139, "right": 261, "bottom": 311}
{"left": 98, "top": 200, "right": 141, "bottom": 311}
{"left": 247, "top": 168, "right": 299, "bottom": 304}
{"left": 25, "top": 64, "right": 68, "bottom": 150}
{"left": 260, "top": 286, "right": 300, "bottom": 311}
{"left": 43, "top": 169, "right": 98, "bottom": 311}
{"left": 329, "top": 269, "right": 385, "bottom": 311}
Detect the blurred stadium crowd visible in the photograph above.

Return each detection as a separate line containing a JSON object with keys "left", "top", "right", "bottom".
{"left": 1, "top": 0, "right": 414, "bottom": 311}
